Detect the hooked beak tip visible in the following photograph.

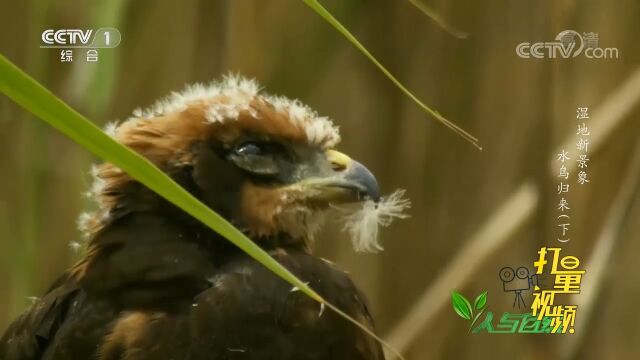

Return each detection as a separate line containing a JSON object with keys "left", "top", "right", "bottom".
{"left": 343, "top": 160, "right": 380, "bottom": 203}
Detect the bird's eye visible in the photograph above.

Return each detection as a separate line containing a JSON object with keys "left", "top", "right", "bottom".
{"left": 229, "top": 141, "right": 283, "bottom": 176}
{"left": 236, "top": 142, "right": 263, "bottom": 157}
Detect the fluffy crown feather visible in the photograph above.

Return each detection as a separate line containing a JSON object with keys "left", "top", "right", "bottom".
{"left": 80, "top": 74, "right": 341, "bottom": 239}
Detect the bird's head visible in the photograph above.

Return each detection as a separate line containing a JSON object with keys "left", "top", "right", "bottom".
{"left": 80, "top": 75, "right": 407, "bottom": 252}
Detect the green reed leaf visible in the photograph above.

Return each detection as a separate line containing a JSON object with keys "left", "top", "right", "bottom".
{"left": 302, "top": 0, "right": 481, "bottom": 150}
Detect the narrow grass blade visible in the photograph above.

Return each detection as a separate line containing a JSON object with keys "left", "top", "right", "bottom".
{"left": 406, "top": 0, "right": 468, "bottom": 39}
{"left": 302, "top": 0, "right": 481, "bottom": 150}
{"left": 0, "top": 53, "right": 322, "bottom": 302}
{"left": 324, "top": 302, "right": 406, "bottom": 360}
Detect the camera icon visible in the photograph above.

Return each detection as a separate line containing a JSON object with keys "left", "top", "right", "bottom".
{"left": 499, "top": 266, "right": 538, "bottom": 309}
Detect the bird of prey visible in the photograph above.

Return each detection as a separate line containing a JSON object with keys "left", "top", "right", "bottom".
{"left": 0, "top": 76, "right": 408, "bottom": 360}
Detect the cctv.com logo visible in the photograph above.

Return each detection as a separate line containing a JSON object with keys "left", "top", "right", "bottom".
{"left": 516, "top": 30, "right": 619, "bottom": 59}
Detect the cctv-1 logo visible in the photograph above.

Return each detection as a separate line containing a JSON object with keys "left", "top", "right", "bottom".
{"left": 41, "top": 28, "right": 121, "bottom": 48}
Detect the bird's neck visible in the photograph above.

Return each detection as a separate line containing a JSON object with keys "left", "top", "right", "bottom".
{"left": 190, "top": 220, "right": 312, "bottom": 266}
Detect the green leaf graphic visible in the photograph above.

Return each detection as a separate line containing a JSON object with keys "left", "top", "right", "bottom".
{"left": 470, "top": 308, "right": 486, "bottom": 331}
{"left": 451, "top": 291, "right": 472, "bottom": 320}
{"left": 474, "top": 291, "right": 487, "bottom": 311}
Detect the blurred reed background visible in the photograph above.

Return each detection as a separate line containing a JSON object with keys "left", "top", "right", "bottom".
{"left": 1, "top": 1, "right": 640, "bottom": 359}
